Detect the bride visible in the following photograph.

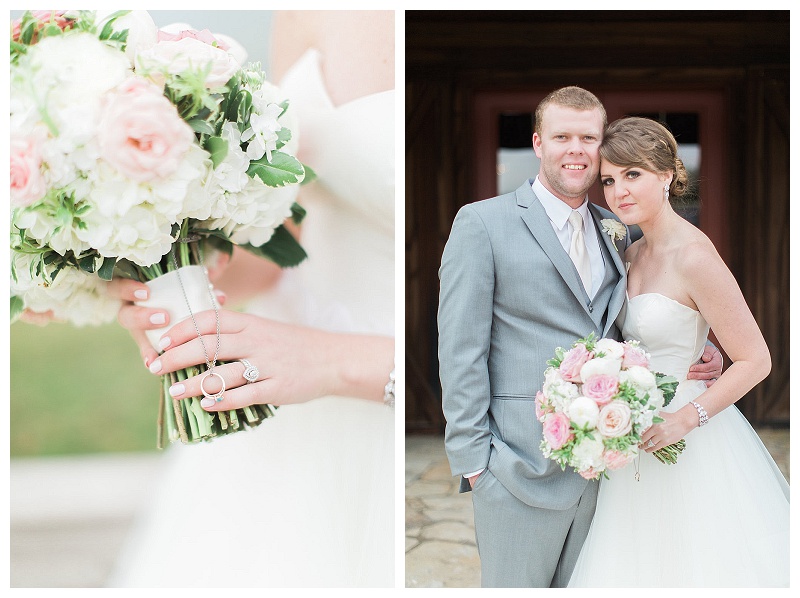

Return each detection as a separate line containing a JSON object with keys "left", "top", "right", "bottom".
{"left": 568, "top": 117, "right": 789, "bottom": 587}
{"left": 107, "top": 11, "right": 395, "bottom": 587}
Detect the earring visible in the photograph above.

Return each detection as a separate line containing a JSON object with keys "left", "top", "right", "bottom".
{"left": 664, "top": 183, "right": 670, "bottom": 201}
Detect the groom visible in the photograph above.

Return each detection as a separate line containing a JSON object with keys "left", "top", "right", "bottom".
{"left": 438, "top": 86, "right": 722, "bottom": 587}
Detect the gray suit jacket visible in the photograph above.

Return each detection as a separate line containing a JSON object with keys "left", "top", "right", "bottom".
{"left": 439, "top": 179, "right": 629, "bottom": 510}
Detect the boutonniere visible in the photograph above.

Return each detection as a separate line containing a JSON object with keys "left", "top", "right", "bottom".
{"left": 600, "top": 219, "right": 626, "bottom": 242}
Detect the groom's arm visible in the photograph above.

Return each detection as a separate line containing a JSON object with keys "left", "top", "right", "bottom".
{"left": 438, "top": 205, "right": 495, "bottom": 491}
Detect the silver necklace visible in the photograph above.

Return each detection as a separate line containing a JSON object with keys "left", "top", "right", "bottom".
{"left": 170, "top": 247, "right": 225, "bottom": 405}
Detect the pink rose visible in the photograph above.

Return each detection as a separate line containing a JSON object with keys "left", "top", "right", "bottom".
{"left": 579, "top": 467, "right": 601, "bottom": 480}
{"left": 596, "top": 400, "right": 633, "bottom": 438}
{"left": 137, "top": 37, "right": 240, "bottom": 89}
{"left": 542, "top": 412, "right": 573, "bottom": 450}
{"left": 10, "top": 134, "right": 47, "bottom": 207}
{"left": 12, "top": 10, "right": 71, "bottom": 43}
{"left": 622, "top": 343, "right": 649, "bottom": 368}
{"left": 559, "top": 345, "right": 593, "bottom": 383}
{"left": 583, "top": 374, "right": 619, "bottom": 406}
{"left": 158, "top": 28, "right": 230, "bottom": 51}
{"left": 603, "top": 449, "right": 635, "bottom": 471}
{"left": 97, "top": 78, "right": 195, "bottom": 182}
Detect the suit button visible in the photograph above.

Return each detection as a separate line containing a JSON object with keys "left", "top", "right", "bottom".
{"left": 588, "top": 303, "right": 594, "bottom": 312}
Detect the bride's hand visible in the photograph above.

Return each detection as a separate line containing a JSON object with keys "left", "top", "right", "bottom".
{"left": 147, "top": 309, "right": 394, "bottom": 410}
{"left": 640, "top": 409, "right": 696, "bottom": 452}
{"left": 108, "top": 251, "right": 231, "bottom": 367}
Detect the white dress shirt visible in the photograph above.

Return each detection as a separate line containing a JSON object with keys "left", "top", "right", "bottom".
{"left": 532, "top": 177, "right": 605, "bottom": 299}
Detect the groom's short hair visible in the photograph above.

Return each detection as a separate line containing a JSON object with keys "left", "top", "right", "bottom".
{"left": 534, "top": 86, "right": 607, "bottom": 135}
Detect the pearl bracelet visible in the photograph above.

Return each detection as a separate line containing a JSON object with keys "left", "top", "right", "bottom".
{"left": 690, "top": 400, "right": 709, "bottom": 427}
{"left": 383, "top": 368, "right": 395, "bottom": 408}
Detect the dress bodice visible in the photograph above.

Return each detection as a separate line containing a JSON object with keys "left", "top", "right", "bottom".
{"left": 622, "top": 293, "right": 709, "bottom": 383}
{"left": 251, "top": 49, "right": 395, "bottom": 336}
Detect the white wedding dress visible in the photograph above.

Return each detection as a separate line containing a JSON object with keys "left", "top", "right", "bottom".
{"left": 108, "top": 49, "right": 395, "bottom": 588}
{"left": 568, "top": 293, "right": 789, "bottom": 587}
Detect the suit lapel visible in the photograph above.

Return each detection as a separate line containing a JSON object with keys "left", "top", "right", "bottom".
{"left": 587, "top": 205, "right": 628, "bottom": 337}
{"left": 516, "top": 181, "right": 590, "bottom": 309}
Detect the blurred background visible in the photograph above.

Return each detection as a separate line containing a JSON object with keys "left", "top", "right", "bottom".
{"left": 9, "top": 9, "right": 275, "bottom": 588}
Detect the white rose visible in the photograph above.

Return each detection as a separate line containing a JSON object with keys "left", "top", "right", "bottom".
{"left": 580, "top": 356, "right": 622, "bottom": 382}
{"left": 95, "top": 10, "right": 158, "bottom": 64}
{"left": 136, "top": 37, "right": 240, "bottom": 89}
{"left": 571, "top": 435, "right": 605, "bottom": 470}
{"left": 568, "top": 396, "right": 600, "bottom": 429}
{"left": 594, "top": 338, "right": 625, "bottom": 360}
{"left": 620, "top": 365, "right": 657, "bottom": 392}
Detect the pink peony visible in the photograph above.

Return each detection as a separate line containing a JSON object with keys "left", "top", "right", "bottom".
{"left": 559, "top": 344, "right": 593, "bottom": 383}
{"left": 158, "top": 28, "right": 230, "bottom": 51}
{"left": 97, "top": 77, "right": 195, "bottom": 182}
{"left": 604, "top": 449, "right": 635, "bottom": 470}
{"left": 137, "top": 37, "right": 240, "bottom": 89}
{"left": 583, "top": 374, "right": 619, "bottom": 406}
{"left": 597, "top": 400, "right": 633, "bottom": 438}
{"left": 579, "top": 467, "right": 601, "bottom": 480}
{"left": 10, "top": 134, "right": 47, "bottom": 207}
{"left": 542, "top": 412, "right": 573, "bottom": 450}
{"left": 622, "top": 343, "right": 649, "bottom": 368}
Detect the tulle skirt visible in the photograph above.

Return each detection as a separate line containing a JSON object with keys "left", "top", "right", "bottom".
{"left": 568, "top": 380, "right": 789, "bottom": 587}
{"left": 107, "top": 396, "right": 395, "bottom": 587}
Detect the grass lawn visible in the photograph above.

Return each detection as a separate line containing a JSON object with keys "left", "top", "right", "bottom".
{"left": 11, "top": 320, "right": 161, "bottom": 456}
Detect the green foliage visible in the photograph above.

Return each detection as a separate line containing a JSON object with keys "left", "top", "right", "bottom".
{"left": 247, "top": 151, "right": 306, "bottom": 187}
{"left": 241, "top": 225, "right": 307, "bottom": 268}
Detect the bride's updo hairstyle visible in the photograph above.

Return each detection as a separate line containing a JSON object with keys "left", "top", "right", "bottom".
{"left": 600, "top": 116, "right": 689, "bottom": 199}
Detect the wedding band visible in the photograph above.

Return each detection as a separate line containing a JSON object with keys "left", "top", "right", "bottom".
{"left": 200, "top": 371, "right": 225, "bottom": 402}
{"left": 647, "top": 439, "right": 655, "bottom": 448}
{"left": 240, "top": 359, "right": 259, "bottom": 383}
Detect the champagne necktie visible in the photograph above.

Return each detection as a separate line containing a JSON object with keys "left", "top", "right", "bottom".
{"left": 568, "top": 210, "right": 592, "bottom": 295}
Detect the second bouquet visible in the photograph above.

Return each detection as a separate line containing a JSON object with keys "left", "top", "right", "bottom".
{"left": 10, "top": 10, "right": 312, "bottom": 445}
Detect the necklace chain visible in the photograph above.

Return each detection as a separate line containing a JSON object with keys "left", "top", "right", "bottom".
{"left": 170, "top": 247, "right": 221, "bottom": 373}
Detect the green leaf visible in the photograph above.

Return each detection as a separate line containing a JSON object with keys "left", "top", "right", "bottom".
{"left": 300, "top": 164, "right": 317, "bottom": 185}
{"left": 290, "top": 202, "right": 306, "bottom": 225}
{"left": 189, "top": 118, "right": 216, "bottom": 136}
{"left": 204, "top": 136, "right": 229, "bottom": 169}
{"left": 274, "top": 127, "right": 291, "bottom": 150}
{"left": 241, "top": 225, "right": 307, "bottom": 268}
{"left": 203, "top": 234, "right": 234, "bottom": 258}
{"left": 247, "top": 152, "right": 305, "bottom": 187}
{"left": 98, "top": 257, "right": 116, "bottom": 281}
{"left": 78, "top": 254, "right": 96, "bottom": 274}
{"left": 10, "top": 296, "right": 25, "bottom": 323}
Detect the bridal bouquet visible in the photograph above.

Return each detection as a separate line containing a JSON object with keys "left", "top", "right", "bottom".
{"left": 537, "top": 333, "right": 681, "bottom": 480}
{"left": 10, "top": 10, "right": 312, "bottom": 446}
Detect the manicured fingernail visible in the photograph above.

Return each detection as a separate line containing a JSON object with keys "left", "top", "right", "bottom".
{"left": 158, "top": 336, "right": 171, "bottom": 351}
{"left": 144, "top": 357, "right": 151, "bottom": 368}
{"left": 134, "top": 289, "right": 148, "bottom": 300}
{"left": 168, "top": 383, "right": 185, "bottom": 397}
{"left": 150, "top": 313, "right": 166, "bottom": 325}
{"left": 201, "top": 397, "right": 216, "bottom": 409}
{"left": 149, "top": 359, "right": 162, "bottom": 374}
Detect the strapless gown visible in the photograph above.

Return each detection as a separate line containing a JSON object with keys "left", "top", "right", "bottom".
{"left": 568, "top": 293, "right": 789, "bottom": 587}
{"left": 108, "top": 49, "right": 395, "bottom": 588}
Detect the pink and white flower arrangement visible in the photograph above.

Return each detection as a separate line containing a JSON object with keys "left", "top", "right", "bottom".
{"left": 10, "top": 10, "right": 313, "bottom": 445}
{"left": 538, "top": 333, "right": 680, "bottom": 480}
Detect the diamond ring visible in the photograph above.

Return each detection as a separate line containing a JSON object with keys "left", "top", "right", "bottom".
{"left": 239, "top": 359, "right": 259, "bottom": 383}
{"left": 646, "top": 439, "right": 655, "bottom": 448}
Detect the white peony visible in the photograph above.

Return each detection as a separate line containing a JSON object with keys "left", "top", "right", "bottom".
{"left": 568, "top": 396, "right": 601, "bottom": 429}
{"left": 580, "top": 356, "right": 622, "bottom": 382}
{"left": 94, "top": 10, "right": 158, "bottom": 65}
{"left": 594, "top": 338, "right": 625, "bottom": 360}
{"left": 620, "top": 365, "right": 657, "bottom": 392}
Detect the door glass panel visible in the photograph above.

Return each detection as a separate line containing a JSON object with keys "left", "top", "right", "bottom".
{"left": 497, "top": 112, "right": 538, "bottom": 195}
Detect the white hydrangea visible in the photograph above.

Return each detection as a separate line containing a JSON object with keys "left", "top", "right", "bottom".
{"left": 11, "top": 252, "right": 121, "bottom": 326}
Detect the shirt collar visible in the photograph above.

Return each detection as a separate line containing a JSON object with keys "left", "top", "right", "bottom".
{"left": 532, "top": 176, "right": 590, "bottom": 232}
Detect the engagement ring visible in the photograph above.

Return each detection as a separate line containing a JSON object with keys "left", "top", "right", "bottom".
{"left": 240, "top": 359, "right": 259, "bottom": 383}
{"left": 647, "top": 439, "right": 655, "bottom": 448}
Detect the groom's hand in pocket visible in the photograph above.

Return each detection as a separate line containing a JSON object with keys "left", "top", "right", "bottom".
{"left": 468, "top": 472, "right": 482, "bottom": 489}
{"left": 687, "top": 344, "right": 723, "bottom": 387}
